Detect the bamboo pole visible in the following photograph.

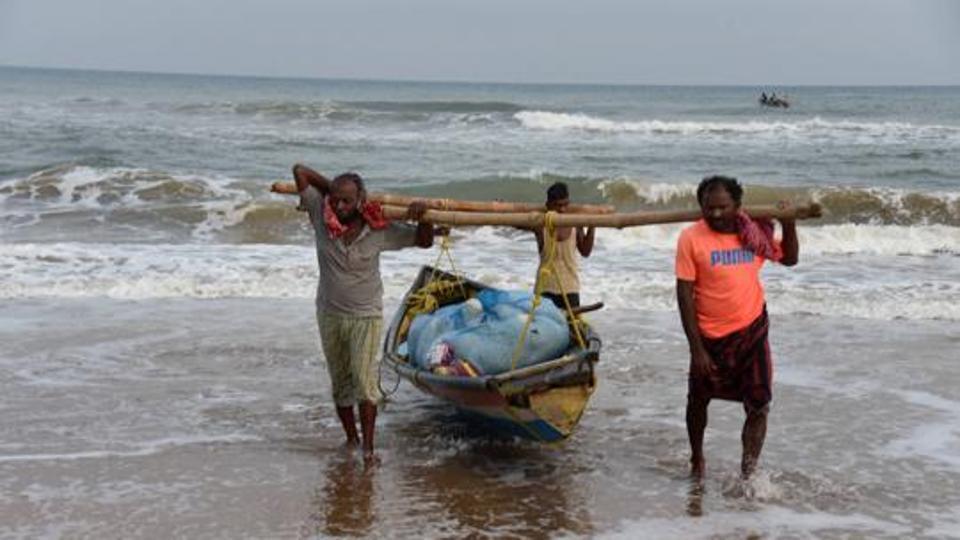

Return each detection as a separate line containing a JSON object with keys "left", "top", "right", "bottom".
{"left": 270, "top": 181, "right": 615, "bottom": 214}
{"left": 378, "top": 203, "right": 821, "bottom": 228}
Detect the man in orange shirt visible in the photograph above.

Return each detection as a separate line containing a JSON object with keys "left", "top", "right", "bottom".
{"left": 676, "top": 175, "right": 799, "bottom": 479}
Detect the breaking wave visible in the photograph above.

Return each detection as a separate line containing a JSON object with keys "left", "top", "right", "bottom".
{"left": 514, "top": 111, "right": 960, "bottom": 141}
{"left": 167, "top": 99, "right": 524, "bottom": 122}
{"left": 3, "top": 166, "right": 960, "bottom": 248}
{"left": 1, "top": 238, "right": 956, "bottom": 320}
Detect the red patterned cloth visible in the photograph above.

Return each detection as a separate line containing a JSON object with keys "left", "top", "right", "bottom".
{"left": 322, "top": 196, "right": 390, "bottom": 238}
{"left": 689, "top": 308, "right": 773, "bottom": 412}
{"left": 736, "top": 211, "right": 782, "bottom": 262}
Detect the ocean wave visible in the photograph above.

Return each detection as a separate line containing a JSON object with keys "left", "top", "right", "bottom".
{"left": 521, "top": 176, "right": 960, "bottom": 226}
{"left": 874, "top": 167, "right": 960, "bottom": 181}
{"left": 167, "top": 99, "right": 523, "bottom": 121}
{"left": 62, "top": 96, "right": 127, "bottom": 107}
{"left": 5, "top": 167, "right": 960, "bottom": 242}
{"left": 0, "top": 165, "right": 231, "bottom": 206}
{"left": 407, "top": 174, "right": 960, "bottom": 226}
{"left": 0, "top": 165, "right": 307, "bottom": 243}
{"left": 812, "top": 187, "right": 960, "bottom": 226}
{"left": 597, "top": 179, "right": 698, "bottom": 206}
{"left": 171, "top": 100, "right": 339, "bottom": 120}
{"left": 6, "top": 167, "right": 960, "bottom": 247}
{"left": 348, "top": 100, "right": 524, "bottom": 113}
{"left": 514, "top": 111, "right": 960, "bottom": 140}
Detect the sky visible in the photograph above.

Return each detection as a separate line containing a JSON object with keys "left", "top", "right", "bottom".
{"left": 1, "top": 0, "right": 958, "bottom": 85}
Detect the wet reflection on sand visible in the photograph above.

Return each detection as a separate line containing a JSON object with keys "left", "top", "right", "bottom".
{"left": 307, "top": 452, "right": 377, "bottom": 537}
{"left": 388, "top": 406, "right": 595, "bottom": 538}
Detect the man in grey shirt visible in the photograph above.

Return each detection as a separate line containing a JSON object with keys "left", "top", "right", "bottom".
{"left": 293, "top": 163, "right": 435, "bottom": 462}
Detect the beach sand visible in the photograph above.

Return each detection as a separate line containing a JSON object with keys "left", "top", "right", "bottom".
{"left": 1, "top": 298, "right": 959, "bottom": 539}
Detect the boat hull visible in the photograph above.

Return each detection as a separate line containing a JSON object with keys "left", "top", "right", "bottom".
{"left": 383, "top": 266, "right": 601, "bottom": 442}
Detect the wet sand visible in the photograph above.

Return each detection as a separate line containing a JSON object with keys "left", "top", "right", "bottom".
{"left": 2, "top": 298, "right": 959, "bottom": 538}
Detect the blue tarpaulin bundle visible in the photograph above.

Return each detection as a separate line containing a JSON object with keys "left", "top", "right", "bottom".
{"left": 406, "top": 289, "right": 571, "bottom": 375}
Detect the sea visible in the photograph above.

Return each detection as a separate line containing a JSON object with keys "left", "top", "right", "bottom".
{"left": 1, "top": 65, "right": 959, "bottom": 539}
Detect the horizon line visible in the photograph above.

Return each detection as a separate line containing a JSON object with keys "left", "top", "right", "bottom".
{"left": 3, "top": 63, "right": 959, "bottom": 89}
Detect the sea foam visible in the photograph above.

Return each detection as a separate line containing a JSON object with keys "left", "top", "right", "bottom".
{"left": 515, "top": 110, "right": 960, "bottom": 141}
{"left": 1, "top": 233, "right": 958, "bottom": 321}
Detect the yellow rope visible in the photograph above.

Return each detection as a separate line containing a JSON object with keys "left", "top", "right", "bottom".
{"left": 406, "top": 231, "right": 467, "bottom": 316}
{"left": 436, "top": 233, "right": 468, "bottom": 299}
{"left": 508, "top": 212, "right": 587, "bottom": 372}
{"left": 548, "top": 234, "right": 588, "bottom": 351}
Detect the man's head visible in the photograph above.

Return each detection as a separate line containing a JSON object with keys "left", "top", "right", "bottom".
{"left": 696, "top": 175, "right": 743, "bottom": 233}
{"left": 330, "top": 172, "right": 366, "bottom": 223}
{"left": 546, "top": 182, "right": 570, "bottom": 213}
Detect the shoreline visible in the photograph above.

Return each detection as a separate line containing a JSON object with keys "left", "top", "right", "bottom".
{"left": 2, "top": 297, "right": 958, "bottom": 538}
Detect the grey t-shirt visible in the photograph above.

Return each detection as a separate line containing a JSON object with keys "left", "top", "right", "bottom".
{"left": 301, "top": 186, "right": 418, "bottom": 316}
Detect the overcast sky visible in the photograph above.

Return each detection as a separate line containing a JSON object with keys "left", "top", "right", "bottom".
{"left": 1, "top": 0, "right": 958, "bottom": 85}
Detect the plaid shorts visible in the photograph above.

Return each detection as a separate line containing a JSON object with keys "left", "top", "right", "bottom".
{"left": 316, "top": 312, "right": 383, "bottom": 407}
{"left": 689, "top": 308, "right": 773, "bottom": 413}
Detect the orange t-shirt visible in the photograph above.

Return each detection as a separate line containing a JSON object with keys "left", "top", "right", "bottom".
{"left": 675, "top": 220, "right": 774, "bottom": 338}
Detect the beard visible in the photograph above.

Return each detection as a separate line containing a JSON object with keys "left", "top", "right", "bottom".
{"left": 707, "top": 216, "right": 735, "bottom": 232}
{"left": 336, "top": 207, "right": 361, "bottom": 223}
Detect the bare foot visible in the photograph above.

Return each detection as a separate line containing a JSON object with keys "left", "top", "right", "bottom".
{"left": 691, "top": 456, "right": 706, "bottom": 479}
{"left": 340, "top": 438, "right": 360, "bottom": 453}
{"left": 686, "top": 479, "right": 705, "bottom": 517}
{"left": 363, "top": 450, "right": 380, "bottom": 469}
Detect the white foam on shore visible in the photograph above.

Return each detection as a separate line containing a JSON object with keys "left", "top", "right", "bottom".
{"left": 799, "top": 223, "right": 960, "bottom": 255}
{"left": 925, "top": 509, "right": 960, "bottom": 538}
{"left": 597, "top": 222, "right": 960, "bottom": 256}
{"left": 597, "top": 506, "right": 911, "bottom": 540}
{"left": 0, "top": 242, "right": 316, "bottom": 299}
{"left": 884, "top": 390, "right": 960, "bottom": 470}
{"left": 1, "top": 237, "right": 958, "bottom": 321}
{"left": 0, "top": 433, "right": 260, "bottom": 463}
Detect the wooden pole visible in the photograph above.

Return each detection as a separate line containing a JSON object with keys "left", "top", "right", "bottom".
{"left": 270, "top": 181, "right": 615, "bottom": 214}
{"left": 379, "top": 203, "right": 821, "bottom": 228}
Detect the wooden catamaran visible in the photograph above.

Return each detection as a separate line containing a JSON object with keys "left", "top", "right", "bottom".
{"left": 272, "top": 181, "right": 821, "bottom": 441}
{"left": 382, "top": 266, "right": 602, "bottom": 442}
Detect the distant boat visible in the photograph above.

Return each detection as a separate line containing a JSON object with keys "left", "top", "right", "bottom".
{"left": 759, "top": 94, "right": 790, "bottom": 108}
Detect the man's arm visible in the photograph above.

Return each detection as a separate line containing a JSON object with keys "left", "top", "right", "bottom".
{"left": 576, "top": 226, "right": 595, "bottom": 257}
{"left": 779, "top": 218, "right": 799, "bottom": 267}
{"left": 292, "top": 163, "right": 332, "bottom": 196}
{"left": 533, "top": 228, "right": 545, "bottom": 254}
{"left": 677, "top": 279, "right": 715, "bottom": 379}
